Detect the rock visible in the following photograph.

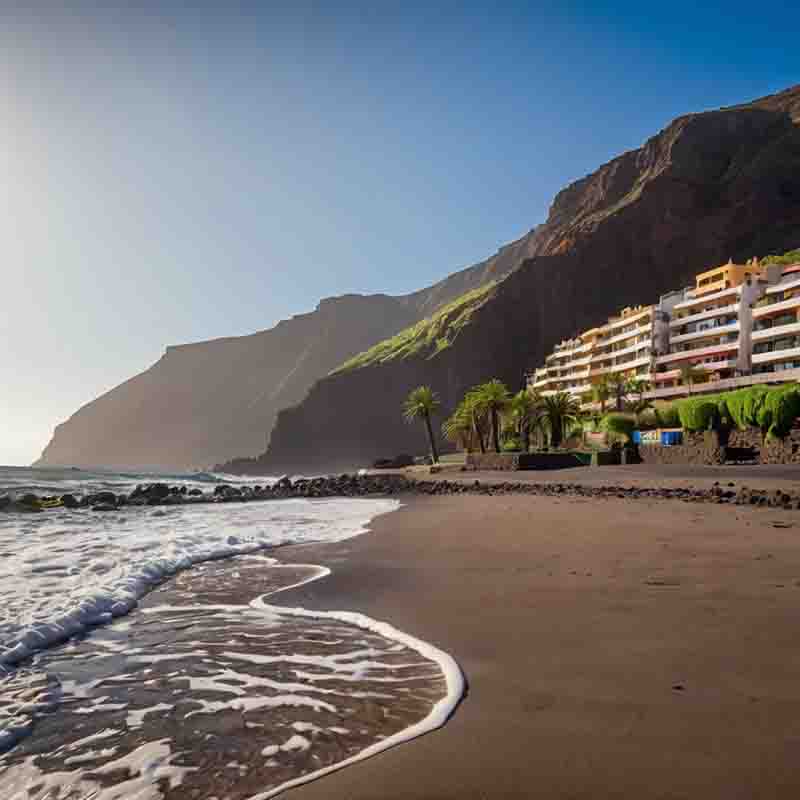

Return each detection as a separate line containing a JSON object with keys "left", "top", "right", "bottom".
{"left": 90, "top": 503, "right": 116, "bottom": 512}
{"left": 372, "top": 454, "right": 414, "bottom": 469}
{"left": 188, "top": 488, "right": 203, "bottom": 496}
{"left": 60, "top": 494, "right": 80, "bottom": 509}
{"left": 87, "top": 491, "right": 117, "bottom": 507}
{"left": 132, "top": 483, "right": 170, "bottom": 501}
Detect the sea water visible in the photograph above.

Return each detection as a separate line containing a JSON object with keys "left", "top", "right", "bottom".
{"left": 0, "top": 467, "right": 463, "bottom": 798}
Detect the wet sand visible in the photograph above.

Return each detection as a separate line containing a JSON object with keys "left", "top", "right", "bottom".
{"left": 273, "top": 493, "right": 800, "bottom": 799}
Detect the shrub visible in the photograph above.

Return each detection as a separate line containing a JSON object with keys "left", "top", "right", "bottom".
{"left": 724, "top": 385, "right": 769, "bottom": 429}
{"left": 501, "top": 437, "right": 521, "bottom": 452}
{"left": 677, "top": 397, "right": 720, "bottom": 432}
{"left": 759, "top": 383, "right": 800, "bottom": 439}
{"left": 601, "top": 413, "right": 635, "bottom": 442}
{"left": 652, "top": 401, "right": 681, "bottom": 428}
{"left": 636, "top": 408, "right": 659, "bottom": 430}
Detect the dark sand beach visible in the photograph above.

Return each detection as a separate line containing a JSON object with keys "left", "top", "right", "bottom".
{"left": 270, "top": 491, "right": 800, "bottom": 799}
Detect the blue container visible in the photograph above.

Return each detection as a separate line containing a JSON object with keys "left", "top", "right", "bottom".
{"left": 661, "top": 430, "right": 682, "bottom": 446}
{"left": 632, "top": 430, "right": 642, "bottom": 444}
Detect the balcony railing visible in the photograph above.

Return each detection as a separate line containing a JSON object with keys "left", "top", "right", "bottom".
{"left": 752, "top": 320, "right": 800, "bottom": 342}
{"left": 672, "top": 285, "right": 739, "bottom": 311}
{"left": 657, "top": 341, "right": 739, "bottom": 364}
{"left": 669, "top": 320, "right": 739, "bottom": 345}
{"left": 752, "top": 345, "right": 800, "bottom": 364}
{"left": 669, "top": 303, "right": 739, "bottom": 329}
{"left": 643, "top": 368, "right": 800, "bottom": 400}
{"left": 752, "top": 295, "right": 800, "bottom": 318}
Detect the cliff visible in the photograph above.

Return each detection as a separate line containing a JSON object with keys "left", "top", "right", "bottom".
{"left": 245, "top": 85, "right": 800, "bottom": 473}
{"left": 35, "top": 244, "right": 520, "bottom": 470}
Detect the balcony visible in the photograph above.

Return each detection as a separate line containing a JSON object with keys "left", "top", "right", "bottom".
{"left": 657, "top": 341, "right": 738, "bottom": 365}
{"left": 765, "top": 276, "right": 800, "bottom": 296}
{"left": 592, "top": 322, "right": 652, "bottom": 349}
{"left": 589, "top": 355, "right": 651, "bottom": 377}
{"left": 669, "top": 321, "right": 739, "bottom": 346}
{"left": 653, "top": 359, "right": 737, "bottom": 382}
{"left": 752, "top": 294, "right": 800, "bottom": 319}
{"left": 752, "top": 320, "right": 800, "bottom": 342}
{"left": 672, "top": 285, "right": 739, "bottom": 311}
{"left": 669, "top": 303, "right": 739, "bottom": 329}
{"left": 597, "top": 309, "right": 652, "bottom": 335}
{"left": 591, "top": 341, "right": 651, "bottom": 363}
{"left": 752, "top": 345, "right": 800, "bottom": 365}
{"left": 643, "top": 368, "right": 800, "bottom": 401}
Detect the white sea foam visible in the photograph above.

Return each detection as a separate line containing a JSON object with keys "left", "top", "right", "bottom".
{"left": 0, "top": 497, "right": 398, "bottom": 670}
{"left": 0, "top": 495, "right": 398, "bottom": 752}
{"left": 245, "top": 590, "right": 466, "bottom": 800}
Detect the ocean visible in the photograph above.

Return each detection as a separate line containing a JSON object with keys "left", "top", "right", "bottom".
{"left": 0, "top": 467, "right": 462, "bottom": 799}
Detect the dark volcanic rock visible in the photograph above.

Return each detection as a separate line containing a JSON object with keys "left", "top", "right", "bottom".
{"left": 252, "top": 86, "right": 800, "bottom": 474}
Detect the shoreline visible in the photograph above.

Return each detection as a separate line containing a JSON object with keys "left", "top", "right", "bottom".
{"left": 270, "top": 492, "right": 800, "bottom": 799}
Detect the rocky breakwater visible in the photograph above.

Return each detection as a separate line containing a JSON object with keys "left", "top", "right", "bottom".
{"left": 4, "top": 474, "right": 800, "bottom": 515}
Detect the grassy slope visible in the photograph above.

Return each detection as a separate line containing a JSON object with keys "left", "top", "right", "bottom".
{"left": 332, "top": 282, "right": 498, "bottom": 375}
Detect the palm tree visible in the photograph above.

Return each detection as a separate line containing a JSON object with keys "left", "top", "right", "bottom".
{"left": 591, "top": 379, "right": 611, "bottom": 414}
{"left": 442, "top": 400, "right": 474, "bottom": 452}
{"left": 607, "top": 372, "right": 629, "bottom": 412}
{"left": 679, "top": 362, "right": 706, "bottom": 396}
{"left": 509, "top": 390, "right": 540, "bottom": 453}
{"left": 540, "top": 392, "right": 581, "bottom": 448}
{"left": 464, "top": 389, "right": 489, "bottom": 453}
{"left": 626, "top": 397, "right": 653, "bottom": 426}
{"left": 402, "top": 386, "right": 440, "bottom": 463}
{"left": 474, "top": 379, "right": 511, "bottom": 453}
{"left": 627, "top": 378, "right": 650, "bottom": 402}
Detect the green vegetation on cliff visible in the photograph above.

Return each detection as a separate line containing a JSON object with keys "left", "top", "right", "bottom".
{"left": 762, "top": 248, "right": 800, "bottom": 266}
{"left": 333, "top": 282, "right": 497, "bottom": 374}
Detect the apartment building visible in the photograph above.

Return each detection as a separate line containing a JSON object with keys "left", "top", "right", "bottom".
{"left": 651, "top": 260, "right": 771, "bottom": 392}
{"left": 529, "top": 303, "right": 664, "bottom": 398}
{"left": 527, "top": 257, "right": 800, "bottom": 404}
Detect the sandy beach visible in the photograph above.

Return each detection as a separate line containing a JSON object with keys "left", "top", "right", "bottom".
{"left": 270, "top": 490, "right": 800, "bottom": 799}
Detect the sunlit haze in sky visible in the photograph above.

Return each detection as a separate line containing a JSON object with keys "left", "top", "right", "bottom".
{"left": 2, "top": 1, "right": 798, "bottom": 465}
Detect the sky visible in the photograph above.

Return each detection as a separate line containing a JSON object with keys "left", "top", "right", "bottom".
{"left": 1, "top": 1, "right": 798, "bottom": 466}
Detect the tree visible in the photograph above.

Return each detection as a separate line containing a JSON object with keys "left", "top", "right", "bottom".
{"left": 606, "top": 372, "right": 629, "bottom": 412}
{"left": 442, "top": 400, "right": 474, "bottom": 452}
{"left": 540, "top": 392, "right": 581, "bottom": 448}
{"left": 474, "top": 379, "right": 511, "bottom": 453}
{"left": 591, "top": 379, "right": 611, "bottom": 414}
{"left": 627, "top": 378, "right": 650, "bottom": 402}
{"left": 464, "top": 389, "right": 489, "bottom": 453}
{"left": 509, "top": 390, "right": 541, "bottom": 452}
{"left": 679, "top": 362, "right": 706, "bottom": 396}
{"left": 402, "top": 386, "right": 440, "bottom": 463}
{"left": 626, "top": 397, "right": 653, "bottom": 426}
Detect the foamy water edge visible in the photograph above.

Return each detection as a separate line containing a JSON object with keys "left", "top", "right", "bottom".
{"left": 246, "top": 567, "right": 465, "bottom": 799}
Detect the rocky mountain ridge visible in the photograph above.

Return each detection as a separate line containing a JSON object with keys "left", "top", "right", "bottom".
{"left": 35, "top": 235, "right": 523, "bottom": 470}
{"left": 231, "top": 85, "right": 800, "bottom": 473}
{"left": 38, "top": 84, "right": 800, "bottom": 473}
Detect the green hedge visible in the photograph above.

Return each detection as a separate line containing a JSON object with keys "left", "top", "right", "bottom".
{"left": 674, "top": 383, "right": 800, "bottom": 436}
{"left": 653, "top": 401, "right": 681, "bottom": 428}
{"left": 677, "top": 397, "right": 720, "bottom": 431}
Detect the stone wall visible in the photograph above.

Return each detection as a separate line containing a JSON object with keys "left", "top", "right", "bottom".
{"left": 638, "top": 427, "right": 800, "bottom": 465}
{"left": 465, "top": 452, "right": 585, "bottom": 471}
{"left": 638, "top": 431, "right": 725, "bottom": 465}
{"left": 761, "top": 429, "right": 800, "bottom": 464}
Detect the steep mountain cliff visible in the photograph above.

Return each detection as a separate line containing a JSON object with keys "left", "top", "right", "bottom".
{"left": 35, "top": 243, "right": 520, "bottom": 470}
{"left": 243, "top": 85, "right": 800, "bottom": 473}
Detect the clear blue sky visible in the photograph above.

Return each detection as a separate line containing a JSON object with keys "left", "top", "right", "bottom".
{"left": 2, "top": 1, "right": 798, "bottom": 465}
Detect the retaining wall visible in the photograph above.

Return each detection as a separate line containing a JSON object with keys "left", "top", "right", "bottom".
{"left": 465, "top": 452, "right": 585, "bottom": 471}
{"left": 638, "top": 431, "right": 725, "bottom": 465}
